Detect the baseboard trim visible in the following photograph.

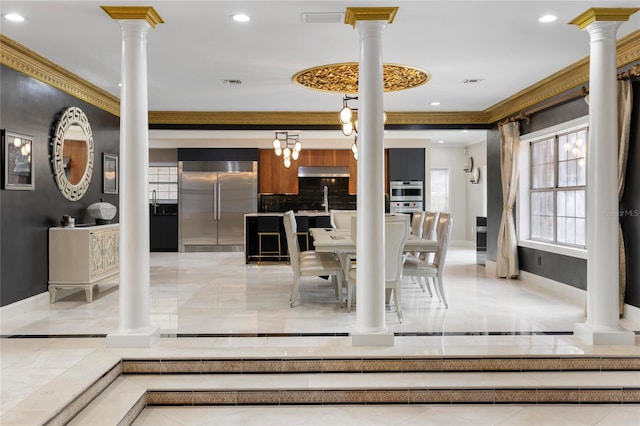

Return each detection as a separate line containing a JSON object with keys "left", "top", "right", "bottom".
{"left": 0, "top": 291, "right": 50, "bottom": 316}
{"left": 518, "top": 269, "right": 586, "bottom": 307}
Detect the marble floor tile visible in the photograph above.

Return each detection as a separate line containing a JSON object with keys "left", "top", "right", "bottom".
{"left": 2, "top": 247, "right": 639, "bottom": 424}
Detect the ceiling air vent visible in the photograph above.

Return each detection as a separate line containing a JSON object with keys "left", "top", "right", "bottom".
{"left": 222, "top": 79, "right": 242, "bottom": 86}
{"left": 301, "top": 12, "right": 344, "bottom": 24}
{"left": 462, "top": 79, "right": 484, "bottom": 84}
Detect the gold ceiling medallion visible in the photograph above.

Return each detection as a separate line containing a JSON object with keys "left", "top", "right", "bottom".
{"left": 293, "top": 62, "right": 430, "bottom": 94}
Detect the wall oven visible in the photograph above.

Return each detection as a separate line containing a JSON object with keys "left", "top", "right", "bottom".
{"left": 390, "top": 201, "right": 423, "bottom": 214}
{"left": 389, "top": 181, "right": 423, "bottom": 202}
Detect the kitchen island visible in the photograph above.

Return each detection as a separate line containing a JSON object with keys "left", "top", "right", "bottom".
{"left": 244, "top": 212, "right": 332, "bottom": 263}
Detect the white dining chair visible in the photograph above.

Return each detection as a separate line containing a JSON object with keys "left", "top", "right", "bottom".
{"left": 403, "top": 212, "right": 453, "bottom": 308}
{"left": 410, "top": 211, "right": 425, "bottom": 237}
{"left": 283, "top": 211, "right": 344, "bottom": 307}
{"left": 346, "top": 214, "right": 410, "bottom": 322}
{"left": 330, "top": 210, "right": 357, "bottom": 229}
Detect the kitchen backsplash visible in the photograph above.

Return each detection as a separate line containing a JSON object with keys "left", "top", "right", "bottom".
{"left": 260, "top": 177, "right": 356, "bottom": 212}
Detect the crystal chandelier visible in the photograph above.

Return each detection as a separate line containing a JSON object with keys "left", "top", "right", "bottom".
{"left": 272, "top": 131, "right": 302, "bottom": 168}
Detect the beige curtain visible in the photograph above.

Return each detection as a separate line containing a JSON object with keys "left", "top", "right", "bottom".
{"left": 496, "top": 121, "right": 520, "bottom": 278}
{"left": 617, "top": 80, "right": 632, "bottom": 316}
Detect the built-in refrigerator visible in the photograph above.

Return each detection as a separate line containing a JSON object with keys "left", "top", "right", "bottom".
{"left": 179, "top": 161, "right": 257, "bottom": 251}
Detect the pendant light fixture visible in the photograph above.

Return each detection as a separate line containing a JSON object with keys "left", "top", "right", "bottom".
{"left": 272, "top": 131, "right": 302, "bottom": 168}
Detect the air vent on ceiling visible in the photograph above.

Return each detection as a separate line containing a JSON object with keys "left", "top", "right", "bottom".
{"left": 222, "top": 79, "right": 242, "bottom": 85}
{"left": 462, "top": 79, "right": 484, "bottom": 84}
{"left": 301, "top": 12, "right": 344, "bottom": 24}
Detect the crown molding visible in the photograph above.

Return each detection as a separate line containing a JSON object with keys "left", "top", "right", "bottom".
{"left": 147, "top": 111, "right": 488, "bottom": 126}
{"left": 484, "top": 29, "right": 640, "bottom": 123}
{"left": 0, "top": 35, "right": 120, "bottom": 117}
{"left": 100, "top": 6, "right": 164, "bottom": 28}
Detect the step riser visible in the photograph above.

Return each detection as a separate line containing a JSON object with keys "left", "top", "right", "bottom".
{"left": 146, "top": 388, "right": 640, "bottom": 405}
{"left": 122, "top": 357, "right": 640, "bottom": 374}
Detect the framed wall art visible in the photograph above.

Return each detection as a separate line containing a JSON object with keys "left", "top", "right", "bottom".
{"left": 102, "top": 153, "right": 118, "bottom": 194}
{"left": 3, "top": 129, "right": 35, "bottom": 190}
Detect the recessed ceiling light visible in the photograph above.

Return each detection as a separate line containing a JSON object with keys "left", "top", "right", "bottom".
{"left": 462, "top": 130, "right": 469, "bottom": 133}
{"left": 438, "top": 140, "right": 444, "bottom": 144}
{"left": 4, "top": 13, "right": 25, "bottom": 22}
{"left": 231, "top": 13, "right": 250, "bottom": 23}
{"left": 430, "top": 101, "right": 441, "bottom": 106}
{"left": 539, "top": 15, "right": 557, "bottom": 23}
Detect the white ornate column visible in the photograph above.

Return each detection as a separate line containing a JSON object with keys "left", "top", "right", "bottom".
{"left": 345, "top": 7, "right": 398, "bottom": 346}
{"left": 102, "top": 6, "right": 164, "bottom": 347}
{"left": 570, "top": 8, "right": 637, "bottom": 345}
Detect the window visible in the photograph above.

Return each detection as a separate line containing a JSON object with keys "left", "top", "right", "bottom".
{"left": 149, "top": 166, "right": 178, "bottom": 201}
{"left": 430, "top": 168, "right": 449, "bottom": 212}
{"left": 528, "top": 126, "right": 587, "bottom": 248}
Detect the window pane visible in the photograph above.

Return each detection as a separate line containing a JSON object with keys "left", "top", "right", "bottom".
{"left": 577, "top": 158, "right": 586, "bottom": 186}
{"left": 431, "top": 169, "right": 449, "bottom": 212}
{"left": 557, "top": 217, "right": 566, "bottom": 243}
{"left": 557, "top": 191, "right": 565, "bottom": 217}
{"left": 558, "top": 161, "right": 567, "bottom": 187}
{"left": 566, "top": 217, "right": 576, "bottom": 244}
{"left": 576, "top": 218, "right": 586, "bottom": 246}
{"left": 575, "top": 190, "right": 585, "bottom": 218}
{"left": 545, "top": 191, "right": 554, "bottom": 216}
{"left": 565, "top": 191, "right": 575, "bottom": 217}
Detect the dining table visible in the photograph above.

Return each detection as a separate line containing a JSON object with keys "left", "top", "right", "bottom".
{"left": 309, "top": 227, "right": 438, "bottom": 281}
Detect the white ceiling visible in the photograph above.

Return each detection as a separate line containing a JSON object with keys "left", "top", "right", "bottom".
{"left": 2, "top": 0, "right": 639, "bottom": 147}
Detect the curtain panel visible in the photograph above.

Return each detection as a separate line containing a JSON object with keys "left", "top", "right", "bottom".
{"left": 617, "top": 80, "right": 633, "bottom": 315}
{"left": 496, "top": 121, "right": 520, "bottom": 278}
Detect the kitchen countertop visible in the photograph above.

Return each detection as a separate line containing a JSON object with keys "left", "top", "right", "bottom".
{"left": 245, "top": 211, "right": 332, "bottom": 217}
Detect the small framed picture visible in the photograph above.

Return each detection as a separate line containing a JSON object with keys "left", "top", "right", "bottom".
{"left": 3, "top": 129, "right": 35, "bottom": 190}
{"left": 103, "top": 153, "right": 118, "bottom": 194}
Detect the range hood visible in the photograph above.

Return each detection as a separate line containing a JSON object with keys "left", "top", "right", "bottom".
{"left": 298, "top": 166, "right": 350, "bottom": 178}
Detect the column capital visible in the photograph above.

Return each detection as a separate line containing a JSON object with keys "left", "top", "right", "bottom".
{"left": 344, "top": 7, "right": 398, "bottom": 28}
{"left": 569, "top": 8, "right": 638, "bottom": 30}
{"left": 101, "top": 6, "right": 164, "bottom": 28}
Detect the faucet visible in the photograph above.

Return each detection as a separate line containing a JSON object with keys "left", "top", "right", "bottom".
{"left": 321, "top": 185, "right": 329, "bottom": 214}
{"left": 152, "top": 189, "right": 158, "bottom": 214}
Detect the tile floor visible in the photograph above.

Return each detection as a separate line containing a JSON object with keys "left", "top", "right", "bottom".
{"left": 1, "top": 246, "right": 639, "bottom": 425}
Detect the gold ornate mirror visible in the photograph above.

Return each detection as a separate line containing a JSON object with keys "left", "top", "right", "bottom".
{"left": 51, "top": 107, "right": 94, "bottom": 200}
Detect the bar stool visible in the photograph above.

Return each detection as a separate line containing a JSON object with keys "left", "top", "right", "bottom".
{"left": 295, "top": 215, "right": 310, "bottom": 252}
{"left": 257, "top": 216, "right": 281, "bottom": 264}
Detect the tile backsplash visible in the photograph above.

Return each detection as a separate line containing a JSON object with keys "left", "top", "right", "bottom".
{"left": 260, "top": 177, "right": 356, "bottom": 212}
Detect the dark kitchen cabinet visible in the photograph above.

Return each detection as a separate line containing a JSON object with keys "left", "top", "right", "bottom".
{"left": 150, "top": 204, "right": 178, "bottom": 252}
{"left": 387, "top": 148, "right": 425, "bottom": 182}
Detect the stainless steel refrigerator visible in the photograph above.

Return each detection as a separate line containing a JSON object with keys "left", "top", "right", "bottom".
{"left": 179, "top": 161, "right": 257, "bottom": 252}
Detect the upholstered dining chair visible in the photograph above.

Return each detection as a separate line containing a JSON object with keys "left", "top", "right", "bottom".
{"left": 403, "top": 212, "right": 453, "bottom": 308}
{"left": 283, "top": 211, "right": 344, "bottom": 307}
{"left": 330, "top": 209, "right": 357, "bottom": 229}
{"left": 410, "top": 211, "right": 425, "bottom": 237}
{"left": 346, "top": 214, "right": 410, "bottom": 322}
{"left": 422, "top": 211, "right": 438, "bottom": 241}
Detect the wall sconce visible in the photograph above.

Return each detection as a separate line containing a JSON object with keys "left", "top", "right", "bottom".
{"left": 272, "top": 131, "right": 302, "bottom": 168}
{"left": 469, "top": 167, "right": 480, "bottom": 184}
{"left": 463, "top": 156, "right": 474, "bottom": 172}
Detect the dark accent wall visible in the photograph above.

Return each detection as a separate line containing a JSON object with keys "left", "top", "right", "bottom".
{"left": 486, "top": 79, "right": 640, "bottom": 309}
{"left": 0, "top": 66, "right": 120, "bottom": 306}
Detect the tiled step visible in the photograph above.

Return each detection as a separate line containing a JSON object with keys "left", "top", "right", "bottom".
{"left": 48, "top": 356, "right": 640, "bottom": 426}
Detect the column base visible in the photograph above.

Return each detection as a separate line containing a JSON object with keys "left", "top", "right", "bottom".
{"left": 351, "top": 331, "right": 394, "bottom": 346}
{"left": 106, "top": 326, "right": 159, "bottom": 348}
{"left": 573, "top": 322, "right": 636, "bottom": 346}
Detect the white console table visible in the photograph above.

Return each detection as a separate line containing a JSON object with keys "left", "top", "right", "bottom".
{"left": 48, "top": 224, "right": 119, "bottom": 303}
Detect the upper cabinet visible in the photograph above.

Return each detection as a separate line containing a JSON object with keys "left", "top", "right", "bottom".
{"left": 258, "top": 150, "right": 299, "bottom": 194}
{"left": 387, "top": 148, "right": 425, "bottom": 182}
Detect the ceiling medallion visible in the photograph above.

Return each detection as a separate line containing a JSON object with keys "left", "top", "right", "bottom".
{"left": 293, "top": 62, "right": 430, "bottom": 93}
